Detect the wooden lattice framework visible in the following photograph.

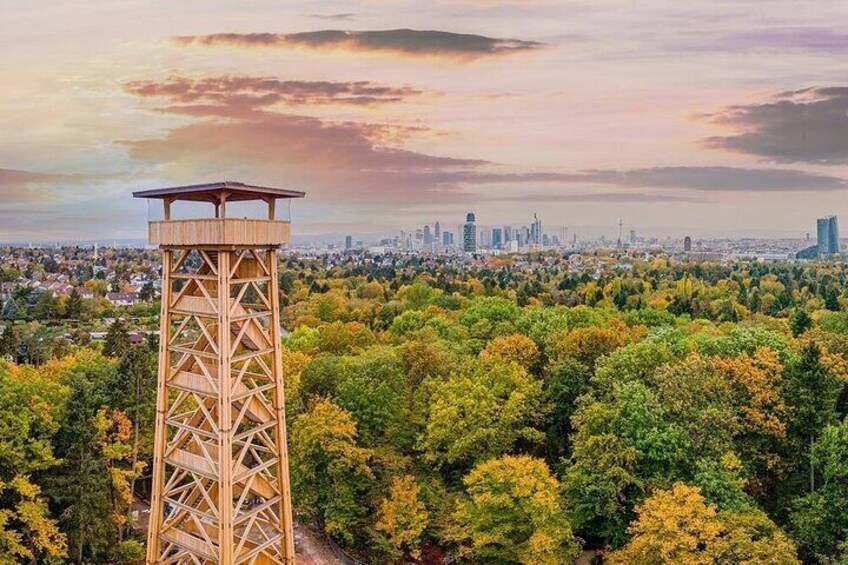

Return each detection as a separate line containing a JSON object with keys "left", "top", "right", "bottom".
{"left": 135, "top": 182, "right": 304, "bottom": 565}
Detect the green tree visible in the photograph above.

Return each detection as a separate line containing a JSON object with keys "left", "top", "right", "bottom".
{"left": 65, "top": 287, "right": 84, "bottom": 319}
{"left": 423, "top": 357, "right": 546, "bottom": 469}
{"left": 791, "top": 419, "right": 848, "bottom": 563}
{"left": 790, "top": 308, "right": 813, "bottom": 337}
{"left": 0, "top": 326, "right": 16, "bottom": 359}
{"left": 563, "top": 381, "right": 689, "bottom": 545}
{"left": 290, "top": 399, "right": 373, "bottom": 544}
{"left": 542, "top": 357, "right": 591, "bottom": 458}
{"left": 335, "top": 347, "right": 410, "bottom": 448}
{"left": 108, "top": 346, "right": 156, "bottom": 498}
{"left": 453, "top": 455, "right": 579, "bottom": 565}
{"left": 138, "top": 281, "right": 155, "bottom": 302}
{"left": 786, "top": 342, "right": 842, "bottom": 492}
{"left": 50, "top": 355, "right": 117, "bottom": 562}
{"left": 0, "top": 363, "right": 68, "bottom": 563}
{"left": 103, "top": 318, "right": 130, "bottom": 358}
{"left": 32, "top": 291, "right": 62, "bottom": 321}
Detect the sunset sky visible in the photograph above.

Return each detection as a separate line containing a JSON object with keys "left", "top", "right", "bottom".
{"left": 3, "top": 1, "right": 848, "bottom": 242}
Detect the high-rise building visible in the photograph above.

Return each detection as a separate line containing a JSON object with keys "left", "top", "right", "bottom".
{"left": 492, "top": 227, "right": 503, "bottom": 249}
{"left": 818, "top": 215, "right": 840, "bottom": 255}
{"left": 629, "top": 229, "right": 637, "bottom": 245}
{"left": 479, "top": 228, "right": 491, "bottom": 249}
{"left": 345, "top": 235, "right": 353, "bottom": 250}
{"left": 443, "top": 231, "right": 453, "bottom": 247}
{"left": 683, "top": 235, "right": 692, "bottom": 252}
{"left": 463, "top": 212, "right": 477, "bottom": 252}
{"left": 434, "top": 221, "right": 441, "bottom": 244}
{"left": 423, "top": 225, "right": 432, "bottom": 245}
{"left": 529, "top": 213, "right": 543, "bottom": 246}
{"left": 504, "top": 226, "right": 513, "bottom": 243}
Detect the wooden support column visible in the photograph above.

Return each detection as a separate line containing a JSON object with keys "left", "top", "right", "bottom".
{"left": 146, "top": 249, "right": 172, "bottom": 565}
{"left": 217, "top": 250, "right": 234, "bottom": 565}
{"left": 269, "top": 248, "right": 296, "bottom": 563}
{"left": 163, "top": 197, "right": 173, "bottom": 221}
{"left": 219, "top": 192, "right": 228, "bottom": 219}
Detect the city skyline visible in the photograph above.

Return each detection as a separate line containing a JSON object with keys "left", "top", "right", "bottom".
{"left": 5, "top": 2, "right": 848, "bottom": 241}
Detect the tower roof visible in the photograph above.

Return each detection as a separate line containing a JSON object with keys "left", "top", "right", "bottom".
{"left": 133, "top": 181, "right": 305, "bottom": 203}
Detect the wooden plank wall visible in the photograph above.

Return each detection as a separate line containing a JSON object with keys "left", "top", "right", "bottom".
{"left": 149, "top": 219, "right": 291, "bottom": 246}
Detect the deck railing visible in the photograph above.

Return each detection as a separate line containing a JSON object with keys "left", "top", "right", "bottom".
{"left": 148, "top": 219, "right": 291, "bottom": 246}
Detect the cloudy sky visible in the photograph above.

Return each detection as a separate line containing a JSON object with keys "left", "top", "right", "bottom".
{"left": 3, "top": 0, "right": 848, "bottom": 241}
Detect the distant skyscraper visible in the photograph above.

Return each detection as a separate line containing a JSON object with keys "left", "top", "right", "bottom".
{"left": 492, "top": 227, "right": 503, "bottom": 249}
{"left": 504, "top": 226, "right": 513, "bottom": 243}
{"left": 443, "top": 231, "right": 452, "bottom": 246}
{"left": 423, "top": 225, "right": 432, "bottom": 245}
{"left": 818, "top": 215, "right": 840, "bottom": 255}
{"left": 480, "top": 228, "right": 491, "bottom": 248}
{"left": 463, "top": 212, "right": 477, "bottom": 252}
{"left": 629, "top": 229, "right": 637, "bottom": 244}
{"left": 434, "top": 221, "right": 441, "bottom": 244}
{"left": 683, "top": 235, "right": 692, "bottom": 252}
{"left": 345, "top": 235, "right": 353, "bottom": 250}
{"left": 529, "top": 213, "right": 543, "bottom": 246}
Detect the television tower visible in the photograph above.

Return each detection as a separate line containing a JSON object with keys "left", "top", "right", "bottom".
{"left": 134, "top": 182, "right": 304, "bottom": 565}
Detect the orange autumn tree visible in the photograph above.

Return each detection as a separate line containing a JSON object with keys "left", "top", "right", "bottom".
{"left": 481, "top": 333, "right": 540, "bottom": 369}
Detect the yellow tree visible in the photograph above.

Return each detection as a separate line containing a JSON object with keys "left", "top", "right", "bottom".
{"left": 609, "top": 483, "right": 799, "bottom": 565}
{"left": 0, "top": 362, "right": 67, "bottom": 564}
{"left": 376, "top": 475, "right": 429, "bottom": 561}
{"left": 454, "top": 455, "right": 579, "bottom": 565}
{"left": 553, "top": 325, "right": 628, "bottom": 369}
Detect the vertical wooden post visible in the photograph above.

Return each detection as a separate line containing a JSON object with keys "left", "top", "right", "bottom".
{"left": 219, "top": 192, "right": 228, "bottom": 219}
{"left": 269, "top": 249, "right": 296, "bottom": 563}
{"left": 146, "top": 249, "right": 171, "bottom": 565}
{"left": 268, "top": 199, "right": 276, "bottom": 221}
{"left": 217, "top": 251, "right": 234, "bottom": 565}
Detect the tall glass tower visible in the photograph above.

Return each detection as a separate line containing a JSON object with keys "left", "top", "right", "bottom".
{"left": 463, "top": 212, "right": 477, "bottom": 252}
{"left": 818, "top": 215, "right": 840, "bottom": 255}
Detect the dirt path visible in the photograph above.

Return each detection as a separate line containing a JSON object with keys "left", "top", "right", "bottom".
{"left": 293, "top": 521, "right": 345, "bottom": 565}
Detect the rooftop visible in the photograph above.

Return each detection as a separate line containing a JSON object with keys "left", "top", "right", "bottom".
{"left": 133, "top": 181, "right": 306, "bottom": 203}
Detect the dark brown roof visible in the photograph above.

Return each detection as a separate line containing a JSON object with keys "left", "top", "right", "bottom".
{"left": 132, "top": 181, "right": 305, "bottom": 202}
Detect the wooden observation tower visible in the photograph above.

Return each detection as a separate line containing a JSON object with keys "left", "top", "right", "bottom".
{"left": 134, "top": 182, "right": 305, "bottom": 565}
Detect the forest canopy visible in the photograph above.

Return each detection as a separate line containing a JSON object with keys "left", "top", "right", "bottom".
{"left": 3, "top": 252, "right": 848, "bottom": 563}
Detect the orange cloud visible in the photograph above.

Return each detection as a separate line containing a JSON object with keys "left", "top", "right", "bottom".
{"left": 125, "top": 75, "right": 423, "bottom": 108}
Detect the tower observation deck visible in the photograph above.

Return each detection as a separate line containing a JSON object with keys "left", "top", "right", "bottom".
{"left": 134, "top": 181, "right": 304, "bottom": 565}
